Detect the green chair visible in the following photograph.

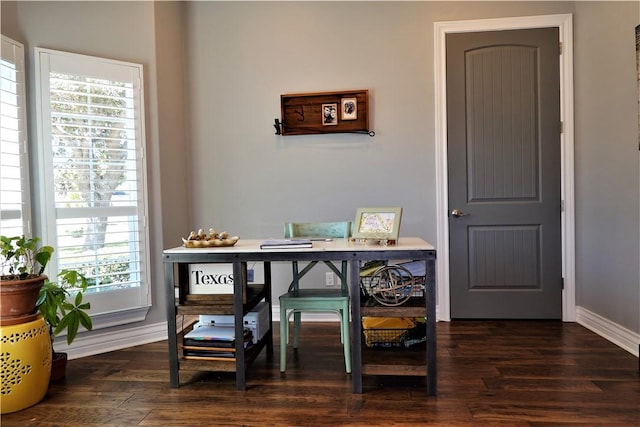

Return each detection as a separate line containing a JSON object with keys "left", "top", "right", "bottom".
{"left": 279, "top": 221, "right": 351, "bottom": 373}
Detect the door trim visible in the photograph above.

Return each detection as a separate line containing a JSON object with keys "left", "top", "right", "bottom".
{"left": 434, "top": 14, "right": 575, "bottom": 321}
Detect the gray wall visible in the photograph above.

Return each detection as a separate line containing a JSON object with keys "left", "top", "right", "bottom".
{"left": 574, "top": 2, "right": 640, "bottom": 332}
{"left": 183, "top": 0, "right": 574, "bottom": 239}
{"left": 2, "top": 1, "right": 638, "bottom": 344}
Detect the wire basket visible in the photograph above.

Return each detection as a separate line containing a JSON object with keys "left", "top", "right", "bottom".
{"left": 362, "top": 317, "right": 426, "bottom": 349}
{"left": 363, "top": 328, "right": 409, "bottom": 348}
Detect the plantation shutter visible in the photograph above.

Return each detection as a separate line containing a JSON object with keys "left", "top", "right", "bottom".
{"left": 0, "top": 36, "right": 31, "bottom": 237}
{"left": 35, "top": 48, "right": 151, "bottom": 322}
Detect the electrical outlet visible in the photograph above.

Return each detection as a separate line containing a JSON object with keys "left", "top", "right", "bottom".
{"left": 325, "top": 272, "right": 335, "bottom": 287}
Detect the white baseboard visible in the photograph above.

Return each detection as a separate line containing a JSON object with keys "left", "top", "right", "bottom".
{"left": 63, "top": 304, "right": 639, "bottom": 361}
{"left": 55, "top": 321, "right": 169, "bottom": 360}
{"left": 576, "top": 306, "right": 639, "bottom": 358}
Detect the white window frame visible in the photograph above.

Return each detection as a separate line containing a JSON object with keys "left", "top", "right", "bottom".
{"left": 1, "top": 35, "right": 31, "bottom": 237}
{"left": 35, "top": 48, "right": 151, "bottom": 331}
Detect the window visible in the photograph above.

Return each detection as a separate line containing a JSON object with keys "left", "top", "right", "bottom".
{"left": 35, "top": 48, "right": 150, "bottom": 326}
{"left": 1, "top": 36, "right": 31, "bottom": 237}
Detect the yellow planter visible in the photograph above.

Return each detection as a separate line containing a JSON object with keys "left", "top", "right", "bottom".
{"left": 0, "top": 316, "right": 52, "bottom": 414}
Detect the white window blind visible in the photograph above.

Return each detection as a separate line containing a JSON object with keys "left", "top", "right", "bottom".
{"left": 35, "top": 48, "right": 150, "bottom": 323}
{"left": 1, "top": 36, "right": 31, "bottom": 237}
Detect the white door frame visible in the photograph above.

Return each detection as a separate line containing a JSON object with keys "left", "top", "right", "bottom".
{"left": 434, "top": 14, "right": 576, "bottom": 322}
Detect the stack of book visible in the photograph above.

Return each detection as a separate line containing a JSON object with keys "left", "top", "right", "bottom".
{"left": 183, "top": 324, "right": 253, "bottom": 360}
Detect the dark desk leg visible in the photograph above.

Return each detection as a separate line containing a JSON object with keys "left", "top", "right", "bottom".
{"left": 349, "top": 259, "right": 362, "bottom": 393}
{"left": 164, "top": 260, "right": 180, "bottom": 388}
{"left": 233, "top": 259, "right": 246, "bottom": 391}
{"left": 426, "top": 256, "right": 437, "bottom": 396}
{"left": 264, "top": 262, "right": 274, "bottom": 356}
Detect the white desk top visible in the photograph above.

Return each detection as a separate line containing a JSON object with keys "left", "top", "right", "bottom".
{"left": 163, "top": 237, "right": 435, "bottom": 254}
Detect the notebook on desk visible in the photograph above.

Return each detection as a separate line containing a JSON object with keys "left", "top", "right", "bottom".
{"left": 260, "top": 239, "right": 313, "bottom": 249}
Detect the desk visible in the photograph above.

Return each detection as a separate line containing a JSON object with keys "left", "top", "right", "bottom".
{"left": 163, "top": 237, "right": 437, "bottom": 394}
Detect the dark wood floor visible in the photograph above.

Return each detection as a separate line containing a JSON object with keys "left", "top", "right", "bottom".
{"left": 2, "top": 321, "right": 639, "bottom": 426}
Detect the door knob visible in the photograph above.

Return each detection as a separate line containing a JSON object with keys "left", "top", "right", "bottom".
{"left": 450, "top": 209, "right": 470, "bottom": 218}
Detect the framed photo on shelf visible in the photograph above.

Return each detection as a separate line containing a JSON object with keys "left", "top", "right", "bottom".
{"left": 322, "top": 103, "right": 338, "bottom": 126}
{"left": 352, "top": 207, "right": 403, "bottom": 241}
{"left": 341, "top": 97, "right": 357, "bottom": 120}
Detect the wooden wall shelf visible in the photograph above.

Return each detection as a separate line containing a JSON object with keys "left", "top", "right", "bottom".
{"left": 275, "top": 89, "right": 373, "bottom": 136}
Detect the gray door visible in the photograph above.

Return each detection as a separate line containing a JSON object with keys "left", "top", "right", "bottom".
{"left": 447, "top": 28, "right": 562, "bottom": 319}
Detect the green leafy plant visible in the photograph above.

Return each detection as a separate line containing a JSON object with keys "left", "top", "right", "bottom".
{"left": 38, "top": 269, "right": 93, "bottom": 345}
{"left": 1, "top": 234, "right": 92, "bottom": 345}
{"left": 0, "top": 235, "right": 54, "bottom": 280}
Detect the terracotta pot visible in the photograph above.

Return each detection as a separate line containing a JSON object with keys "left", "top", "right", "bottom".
{"left": 0, "top": 275, "right": 47, "bottom": 326}
{"left": 50, "top": 352, "right": 68, "bottom": 382}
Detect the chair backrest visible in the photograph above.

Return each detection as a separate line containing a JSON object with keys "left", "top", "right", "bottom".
{"left": 284, "top": 221, "right": 351, "bottom": 239}
{"left": 284, "top": 221, "right": 351, "bottom": 292}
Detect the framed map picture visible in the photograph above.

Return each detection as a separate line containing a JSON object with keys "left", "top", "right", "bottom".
{"left": 353, "top": 207, "right": 402, "bottom": 240}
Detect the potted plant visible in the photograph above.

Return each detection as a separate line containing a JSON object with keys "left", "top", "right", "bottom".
{"left": 0, "top": 235, "right": 92, "bottom": 379}
{"left": 38, "top": 268, "right": 92, "bottom": 381}
{"left": 0, "top": 235, "right": 54, "bottom": 413}
{"left": 0, "top": 235, "right": 53, "bottom": 325}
